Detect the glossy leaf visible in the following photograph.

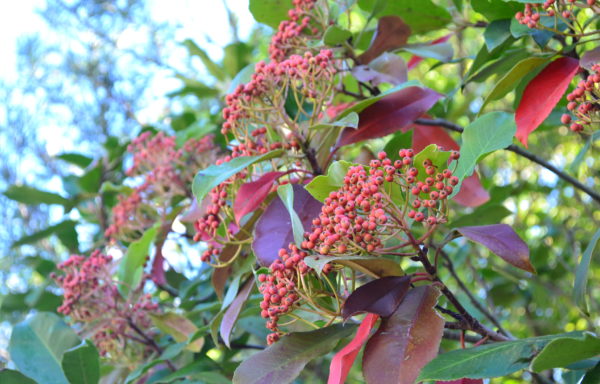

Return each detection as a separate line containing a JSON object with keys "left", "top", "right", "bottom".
{"left": 342, "top": 276, "right": 411, "bottom": 320}
{"left": 358, "top": 16, "right": 411, "bottom": 64}
{"left": 0, "top": 370, "right": 36, "bottom": 384}
{"left": 451, "top": 112, "right": 516, "bottom": 199}
{"left": 3, "top": 184, "right": 70, "bottom": 206}
{"left": 8, "top": 312, "right": 80, "bottom": 384}
{"left": 413, "top": 144, "right": 451, "bottom": 184}
{"left": 407, "top": 35, "right": 452, "bottom": 70}
{"left": 363, "top": 285, "right": 444, "bottom": 384}
{"left": 57, "top": 152, "right": 93, "bottom": 168}
{"left": 531, "top": 332, "right": 600, "bottom": 372}
{"left": 192, "top": 150, "right": 284, "bottom": 203}
{"left": 234, "top": 171, "right": 284, "bottom": 224}
{"left": 353, "top": 53, "right": 407, "bottom": 86}
{"left": 451, "top": 204, "right": 512, "bottom": 228}
{"left": 484, "top": 20, "right": 512, "bottom": 51}
{"left": 304, "top": 254, "right": 403, "bottom": 277}
{"left": 220, "top": 278, "right": 254, "bottom": 348}
{"left": 310, "top": 112, "right": 359, "bottom": 131}
{"left": 357, "top": 0, "right": 451, "bottom": 34}
{"left": 574, "top": 229, "right": 600, "bottom": 315}
{"left": 471, "top": 0, "right": 522, "bottom": 20}
{"left": 515, "top": 57, "right": 579, "bottom": 147}
{"left": 437, "top": 380, "right": 483, "bottom": 384}
{"left": 61, "top": 341, "right": 100, "bottom": 384}
{"left": 232, "top": 324, "right": 356, "bottom": 384}
{"left": 456, "top": 224, "right": 534, "bottom": 273}
{"left": 305, "top": 160, "right": 353, "bottom": 201}
{"left": 481, "top": 56, "right": 549, "bottom": 113}
{"left": 403, "top": 43, "right": 453, "bottom": 63}
{"left": 337, "top": 86, "right": 441, "bottom": 147}
{"left": 252, "top": 184, "right": 322, "bottom": 266}
{"left": 336, "top": 81, "right": 419, "bottom": 120}
{"left": 328, "top": 314, "right": 379, "bottom": 384}
{"left": 418, "top": 332, "right": 586, "bottom": 381}
{"left": 248, "top": 0, "right": 293, "bottom": 29}
{"left": 582, "top": 361, "right": 600, "bottom": 384}
{"left": 150, "top": 312, "right": 204, "bottom": 352}
{"left": 118, "top": 225, "right": 158, "bottom": 296}
{"left": 277, "top": 184, "right": 305, "bottom": 247}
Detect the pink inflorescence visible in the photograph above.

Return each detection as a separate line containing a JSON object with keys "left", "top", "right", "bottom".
{"left": 515, "top": 1, "right": 597, "bottom": 29}
{"left": 222, "top": 49, "right": 335, "bottom": 136}
{"left": 269, "top": 0, "right": 320, "bottom": 62}
{"left": 562, "top": 64, "right": 600, "bottom": 132}
{"left": 53, "top": 250, "right": 158, "bottom": 357}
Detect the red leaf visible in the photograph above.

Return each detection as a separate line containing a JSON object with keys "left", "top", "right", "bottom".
{"left": 220, "top": 278, "right": 255, "bottom": 348}
{"left": 358, "top": 16, "right": 411, "bottom": 64}
{"left": 342, "top": 276, "right": 411, "bottom": 320}
{"left": 437, "top": 379, "right": 484, "bottom": 384}
{"left": 328, "top": 313, "right": 379, "bottom": 384}
{"left": 412, "top": 124, "right": 490, "bottom": 207}
{"left": 362, "top": 285, "right": 444, "bottom": 384}
{"left": 252, "top": 185, "right": 322, "bottom": 266}
{"left": 407, "top": 34, "right": 452, "bottom": 70}
{"left": 233, "top": 172, "right": 284, "bottom": 224}
{"left": 337, "top": 86, "right": 441, "bottom": 147}
{"left": 456, "top": 224, "right": 535, "bottom": 273}
{"left": 515, "top": 56, "right": 579, "bottom": 147}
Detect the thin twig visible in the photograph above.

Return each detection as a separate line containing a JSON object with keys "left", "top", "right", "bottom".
{"left": 414, "top": 118, "right": 600, "bottom": 204}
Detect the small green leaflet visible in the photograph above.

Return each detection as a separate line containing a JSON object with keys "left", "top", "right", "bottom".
{"left": 192, "top": 150, "right": 284, "bottom": 203}
{"left": 117, "top": 225, "right": 158, "bottom": 297}
{"left": 305, "top": 160, "right": 353, "bottom": 201}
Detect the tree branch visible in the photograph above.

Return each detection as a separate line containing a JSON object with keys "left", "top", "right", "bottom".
{"left": 414, "top": 118, "right": 600, "bottom": 204}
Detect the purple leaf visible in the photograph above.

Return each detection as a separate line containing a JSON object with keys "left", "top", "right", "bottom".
{"left": 252, "top": 185, "right": 322, "bottom": 266}
{"left": 342, "top": 276, "right": 411, "bottom": 320}
{"left": 352, "top": 53, "right": 408, "bottom": 87}
{"left": 234, "top": 172, "right": 284, "bottom": 224}
{"left": 220, "top": 278, "right": 255, "bottom": 348}
{"left": 337, "top": 86, "right": 442, "bottom": 148}
{"left": 456, "top": 224, "right": 535, "bottom": 273}
{"left": 362, "top": 285, "right": 444, "bottom": 384}
{"left": 358, "top": 16, "right": 411, "bottom": 64}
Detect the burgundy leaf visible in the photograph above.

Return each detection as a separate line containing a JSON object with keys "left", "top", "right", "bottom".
{"left": 252, "top": 185, "right": 322, "bottom": 266}
{"left": 211, "top": 246, "right": 235, "bottom": 300}
{"left": 362, "top": 285, "right": 444, "bottom": 384}
{"left": 234, "top": 172, "right": 284, "bottom": 224}
{"left": 342, "top": 276, "right": 411, "bottom": 320}
{"left": 407, "top": 34, "right": 453, "bottom": 70}
{"left": 151, "top": 246, "right": 166, "bottom": 286}
{"left": 328, "top": 313, "right": 379, "bottom": 384}
{"left": 515, "top": 57, "right": 579, "bottom": 147}
{"left": 358, "top": 16, "right": 411, "bottom": 64}
{"left": 220, "top": 278, "right": 255, "bottom": 348}
{"left": 412, "top": 123, "right": 490, "bottom": 207}
{"left": 456, "top": 224, "right": 535, "bottom": 273}
{"left": 437, "top": 380, "right": 484, "bottom": 384}
{"left": 337, "top": 86, "right": 442, "bottom": 148}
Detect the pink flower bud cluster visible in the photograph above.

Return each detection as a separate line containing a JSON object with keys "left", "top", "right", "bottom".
{"left": 258, "top": 150, "right": 460, "bottom": 343}
{"left": 222, "top": 49, "right": 335, "bottom": 136}
{"left": 515, "top": 1, "right": 597, "bottom": 29}
{"left": 52, "top": 250, "right": 159, "bottom": 357}
{"left": 270, "top": 0, "right": 320, "bottom": 62}
{"left": 562, "top": 64, "right": 600, "bottom": 132}
{"left": 106, "top": 131, "right": 216, "bottom": 241}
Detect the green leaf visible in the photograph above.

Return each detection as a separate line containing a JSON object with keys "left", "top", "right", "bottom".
{"left": 57, "top": 153, "right": 93, "bottom": 168}
{"left": 414, "top": 144, "right": 451, "bottom": 183}
{"left": 574, "top": 228, "right": 600, "bottom": 315}
{"left": 8, "top": 312, "right": 81, "bottom": 384}
{"left": 3, "top": 185, "right": 70, "bottom": 206}
{"left": 309, "top": 112, "right": 359, "bottom": 131}
{"left": 277, "top": 184, "right": 304, "bottom": 247}
{"left": 249, "top": 0, "right": 293, "bottom": 29}
{"left": 228, "top": 63, "right": 256, "bottom": 94}
{"left": 450, "top": 204, "right": 512, "bottom": 228}
{"left": 192, "top": 150, "right": 284, "bottom": 203}
{"left": 232, "top": 324, "right": 356, "bottom": 384}
{"left": 77, "top": 164, "right": 103, "bottom": 193}
{"left": 150, "top": 312, "right": 204, "bottom": 352}
{"left": 117, "top": 225, "right": 158, "bottom": 296}
{"left": 323, "top": 25, "right": 352, "bottom": 45}
{"left": 402, "top": 43, "right": 454, "bottom": 62}
{"left": 418, "top": 332, "right": 586, "bottom": 381}
{"left": 305, "top": 160, "right": 353, "bottom": 201}
{"left": 12, "top": 220, "right": 78, "bottom": 250}
{"left": 168, "top": 75, "right": 220, "bottom": 99}
{"left": 471, "top": 0, "right": 522, "bottom": 20}
{"left": 480, "top": 56, "right": 550, "bottom": 113}
{"left": 0, "top": 370, "right": 36, "bottom": 384}
{"left": 570, "top": 131, "right": 600, "bottom": 173}
{"left": 357, "top": 0, "right": 451, "bottom": 33}
{"left": 582, "top": 361, "right": 600, "bottom": 384}
{"left": 62, "top": 340, "right": 100, "bottom": 384}
{"left": 182, "top": 39, "right": 226, "bottom": 81}
{"left": 383, "top": 130, "right": 413, "bottom": 162}
{"left": 304, "top": 254, "right": 403, "bottom": 277}
{"left": 451, "top": 112, "right": 516, "bottom": 196}
{"left": 484, "top": 19, "right": 512, "bottom": 51}
{"left": 531, "top": 333, "right": 600, "bottom": 372}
